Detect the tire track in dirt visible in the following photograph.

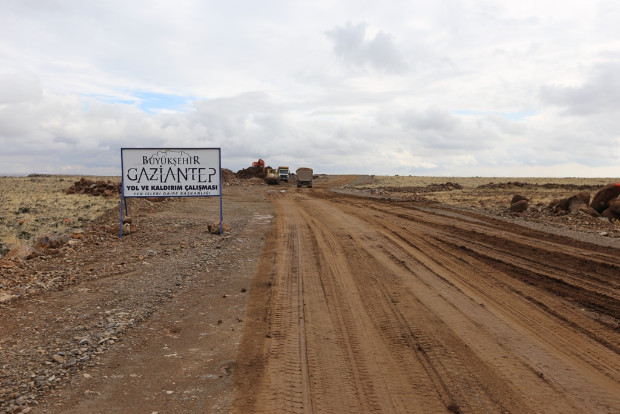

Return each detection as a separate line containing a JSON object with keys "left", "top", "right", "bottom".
{"left": 235, "top": 186, "right": 620, "bottom": 413}
{"left": 332, "top": 193, "right": 620, "bottom": 410}
{"left": 297, "top": 198, "right": 441, "bottom": 413}
{"left": 259, "top": 220, "right": 307, "bottom": 413}
{"left": 337, "top": 196, "right": 620, "bottom": 325}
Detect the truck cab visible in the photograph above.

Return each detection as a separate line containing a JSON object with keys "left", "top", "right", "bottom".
{"left": 277, "top": 166, "right": 290, "bottom": 182}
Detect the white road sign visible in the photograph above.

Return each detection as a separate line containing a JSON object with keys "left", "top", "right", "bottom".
{"left": 121, "top": 148, "right": 221, "bottom": 197}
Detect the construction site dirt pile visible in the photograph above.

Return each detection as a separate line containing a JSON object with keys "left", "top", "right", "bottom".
{"left": 64, "top": 177, "right": 121, "bottom": 197}
{"left": 235, "top": 165, "right": 265, "bottom": 180}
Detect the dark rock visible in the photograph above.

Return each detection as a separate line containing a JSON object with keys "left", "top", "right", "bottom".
{"left": 590, "top": 183, "right": 620, "bottom": 213}
{"left": 567, "top": 195, "right": 585, "bottom": 213}
{"left": 579, "top": 206, "right": 600, "bottom": 217}
{"left": 554, "top": 198, "right": 570, "bottom": 212}
{"left": 601, "top": 208, "right": 620, "bottom": 221}
{"left": 575, "top": 191, "right": 590, "bottom": 205}
{"left": 509, "top": 199, "right": 529, "bottom": 213}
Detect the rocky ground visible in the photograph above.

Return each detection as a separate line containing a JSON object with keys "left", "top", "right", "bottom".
{"left": 0, "top": 183, "right": 273, "bottom": 413}
{"left": 0, "top": 174, "right": 619, "bottom": 412}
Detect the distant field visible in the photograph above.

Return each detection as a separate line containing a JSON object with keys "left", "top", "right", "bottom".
{"left": 352, "top": 175, "right": 620, "bottom": 212}
{"left": 0, "top": 176, "right": 120, "bottom": 249}
{"left": 361, "top": 176, "right": 620, "bottom": 188}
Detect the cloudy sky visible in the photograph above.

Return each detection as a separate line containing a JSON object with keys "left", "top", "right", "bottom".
{"left": 1, "top": 0, "right": 619, "bottom": 176}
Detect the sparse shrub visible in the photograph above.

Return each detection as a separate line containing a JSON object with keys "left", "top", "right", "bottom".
{"left": 0, "top": 240, "right": 9, "bottom": 257}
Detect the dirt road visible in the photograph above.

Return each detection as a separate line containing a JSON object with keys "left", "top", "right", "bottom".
{"left": 233, "top": 176, "right": 620, "bottom": 413}
{"left": 2, "top": 176, "right": 619, "bottom": 413}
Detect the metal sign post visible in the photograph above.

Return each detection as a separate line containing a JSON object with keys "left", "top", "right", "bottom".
{"left": 120, "top": 148, "right": 223, "bottom": 237}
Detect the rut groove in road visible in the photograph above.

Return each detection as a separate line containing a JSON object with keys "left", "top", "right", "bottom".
{"left": 235, "top": 188, "right": 620, "bottom": 413}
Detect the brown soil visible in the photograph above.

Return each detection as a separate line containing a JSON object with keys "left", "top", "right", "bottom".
{"left": 1, "top": 176, "right": 619, "bottom": 413}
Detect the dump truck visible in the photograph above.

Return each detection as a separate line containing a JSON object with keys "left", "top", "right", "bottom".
{"left": 265, "top": 168, "right": 280, "bottom": 185}
{"left": 277, "top": 166, "right": 290, "bottom": 182}
{"left": 296, "top": 167, "right": 313, "bottom": 188}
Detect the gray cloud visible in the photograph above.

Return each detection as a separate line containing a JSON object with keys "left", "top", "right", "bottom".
{"left": 539, "top": 61, "right": 620, "bottom": 116}
{"left": 396, "top": 106, "right": 498, "bottom": 154}
{"left": 325, "top": 22, "right": 407, "bottom": 73}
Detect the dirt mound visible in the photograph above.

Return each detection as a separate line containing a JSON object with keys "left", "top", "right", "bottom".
{"left": 374, "top": 182, "right": 463, "bottom": 194}
{"left": 221, "top": 168, "right": 235, "bottom": 184}
{"left": 65, "top": 177, "right": 121, "bottom": 197}
{"left": 236, "top": 166, "right": 265, "bottom": 179}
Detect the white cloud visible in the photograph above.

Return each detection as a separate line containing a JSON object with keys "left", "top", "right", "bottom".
{"left": 0, "top": 0, "right": 619, "bottom": 177}
{"left": 0, "top": 72, "right": 42, "bottom": 105}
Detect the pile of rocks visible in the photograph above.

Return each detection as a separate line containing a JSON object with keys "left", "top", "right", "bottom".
{"left": 379, "top": 182, "right": 463, "bottom": 194}
{"left": 589, "top": 183, "right": 620, "bottom": 219}
{"left": 65, "top": 178, "right": 121, "bottom": 197}
{"left": 509, "top": 183, "right": 620, "bottom": 221}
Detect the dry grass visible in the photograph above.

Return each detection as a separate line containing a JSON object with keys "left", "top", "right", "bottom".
{"left": 0, "top": 175, "right": 120, "bottom": 249}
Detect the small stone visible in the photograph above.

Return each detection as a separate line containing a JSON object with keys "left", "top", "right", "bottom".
{"left": 4, "top": 244, "right": 36, "bottom": 260}
{"left": 52, "top": 354, "right": 66, "bottom": 364}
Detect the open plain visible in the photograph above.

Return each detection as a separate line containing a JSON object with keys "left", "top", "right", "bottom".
{"left": 1, "top": 174, "right": 619, "bottom": 413}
